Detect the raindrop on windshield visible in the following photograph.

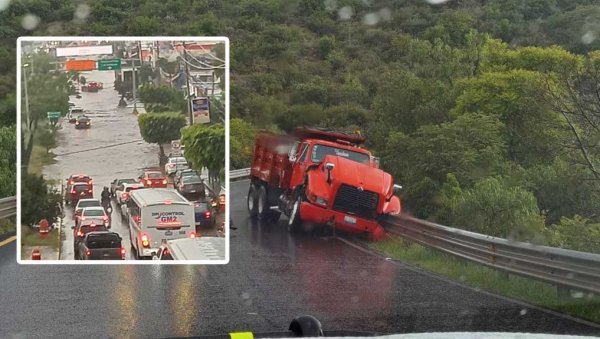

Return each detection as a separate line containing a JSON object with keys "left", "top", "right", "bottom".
{"left": 74, "top": 4, "right": 91, "bottom": 21}
{"left": 378, "top": 8, "right": 392, "bottom": 22}
{"left": 338, "top": 6, "right": 354, "bottom": 21}
{"left": 520, "top": 309, "right": 528, "bottom": 316}
{"left": 241, "top": 292, "right": 250, "bottom": 299}
{"left": 582, "top": 31, "right": 596, "bottom": 45}
{"left": 22, "top": 14, "right": 41, "bottom": 31}
{"left": 572, "top": 291, "right": 585, "bottom": 299}
{"left": 424, "top": 0, "right": 450, "bottom": 4}
{"left": 0, "top": 0, "right": 10, "bottom": 11}
{"left": 324, "top": 0, "right": 337, "bottom": 11}
{"left": 363, "top": 13, "right": 380, "bottom": 26}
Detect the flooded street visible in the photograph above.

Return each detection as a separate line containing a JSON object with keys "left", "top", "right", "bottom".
{"left": 43, "top": 70, "right": 159, "bottom": 260}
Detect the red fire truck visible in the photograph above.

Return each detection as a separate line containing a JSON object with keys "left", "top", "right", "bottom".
{"left": 248, "top": 127, "right": 402, "bottom": 240}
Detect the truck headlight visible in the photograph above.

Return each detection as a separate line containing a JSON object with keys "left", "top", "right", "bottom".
{"left": 315, "top": 197, "right": 328, "bottom": 207}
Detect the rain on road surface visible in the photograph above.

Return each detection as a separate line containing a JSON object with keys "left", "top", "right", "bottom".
{"left": 2, "top": 180, "right": 599, "bottom": 337}
{"left": 43, "top": 70, "right": 156, "bottom": 260}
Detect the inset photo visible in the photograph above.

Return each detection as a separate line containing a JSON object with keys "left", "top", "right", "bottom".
{"left": 17, "top": 37, "right": 229, "bottom": 264}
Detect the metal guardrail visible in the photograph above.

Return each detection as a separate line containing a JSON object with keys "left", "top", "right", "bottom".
{"left": 227, "top": 168, "right": 600, "bottom": 294}
{"left": 0, "top": 196, "right": 16, "bottom": 219}
{"left": 230, "top": 168, "right": 251, "bottom": 181}
{"left": 384, "top": 215, "right": 600, "bottom": 295}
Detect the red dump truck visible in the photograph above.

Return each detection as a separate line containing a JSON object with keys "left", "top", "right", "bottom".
{"left": 248, "top": 127, "right": 402, "bottom": 240}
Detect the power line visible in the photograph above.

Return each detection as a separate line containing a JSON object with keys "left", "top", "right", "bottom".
{"left": 53, "top": 139, "right": 145, "bottom": 157}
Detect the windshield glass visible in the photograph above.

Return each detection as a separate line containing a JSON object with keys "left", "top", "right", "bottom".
{"left": 83, "top": 209, "right": 104, "bottom": 217}
{"left": 78, "top": 200, "right": 100, "bottom": 208}
{"left": 311, "top": 144, "right": 370, "bottom": 165}
{"left": 147, "top": 172, "right": 162, "bottom": 179}
{"left": 183, "top": 176, "right": 202, "bottom": 184}
{"left": 119, "top": 179, "right": 136, "bottom": 184}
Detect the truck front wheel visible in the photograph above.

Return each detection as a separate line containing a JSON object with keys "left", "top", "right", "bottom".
{"left": 288, "top": 195, "right": 303, "bottom": 232}
{"left": 247, "top": 185, "right": 258, "bottom": 218}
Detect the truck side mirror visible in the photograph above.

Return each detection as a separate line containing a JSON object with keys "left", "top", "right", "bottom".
{"left": 325, "top": 163, "right": 334, "bottom": 184}
{"left": 393, "top": 184, "right": 402, "bottom": 194}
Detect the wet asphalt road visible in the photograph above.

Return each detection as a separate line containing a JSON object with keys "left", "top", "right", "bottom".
{"left": 2, "top": 179, "right": 600, "bottom": 337}
{"left": 41, "top": 70, "right": 156, "bottom": 260}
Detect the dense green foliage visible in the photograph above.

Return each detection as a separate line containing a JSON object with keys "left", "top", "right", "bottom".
{"left": 0, "top": 127, "right": 16, "bottom": 198}
{"left": 138, "top": 112, "right": 187, "bottom": 156}
{"left": 181, "top": 123, "right": 225, "bottom": 177}
{"left": 1, "top": 0, "right": 600, "bottom": 252}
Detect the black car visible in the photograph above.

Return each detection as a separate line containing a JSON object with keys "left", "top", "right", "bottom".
{"left": 194, "top": 200, "right": 216, "bottom": 228}
{"left": 72, "top": 221, "right": 108, "bottom": 258}
{"left": 75, "top": 115, "right": 91, "bottom": 129}
{"left": 78, "top": 231, "right": 125, "bottom": 260}
{"left": 177, "top": 176, "right": 207, "bottom": 198}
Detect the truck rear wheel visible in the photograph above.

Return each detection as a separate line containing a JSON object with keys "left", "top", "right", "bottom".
{"left": 257, "top": 186, "right": 269, "bottom": 221}
{"left": 247, "top": 185, "right": 258, "bottom": 218}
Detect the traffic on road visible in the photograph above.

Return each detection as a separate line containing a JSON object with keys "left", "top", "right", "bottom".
{"left": 26, "top": 68, "right": 225, "bottom": 262}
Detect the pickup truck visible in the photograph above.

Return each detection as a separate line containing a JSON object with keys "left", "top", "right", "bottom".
{"left": 77, "top": 231, "right": 125, "bottom": 260}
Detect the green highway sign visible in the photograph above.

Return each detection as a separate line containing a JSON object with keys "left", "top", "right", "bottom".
{"left": 47, "top": 112, "right": 61, "bottom": 119}
{"left": 97, "top": 58, "right": 122, "bottom": 71}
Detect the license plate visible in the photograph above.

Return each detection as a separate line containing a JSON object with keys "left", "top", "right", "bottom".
{"left": 344, "top": 216, "right": 356, "bottom": 224}
{"left": 165, "top": 230, "right": 173, "bottom": 236}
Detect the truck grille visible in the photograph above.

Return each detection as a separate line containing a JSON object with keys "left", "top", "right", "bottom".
{"left": 332, "top": 184, "right": 379, "bottom": 220}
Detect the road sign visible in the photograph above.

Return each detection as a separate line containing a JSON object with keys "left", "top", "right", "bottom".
{"left": 97, "top": 58, "right": 122, "bottom": 71}
{"left": 65, "top": 59, "right": 96, "bottom": 71}
{"left": 171, "top": 140, "right": 181, "bottom": 150}
{"left": 47, "top": 112, "right": 61, "bottom": 119}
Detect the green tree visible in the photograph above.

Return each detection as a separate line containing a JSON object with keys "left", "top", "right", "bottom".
{"left": 441, "top": 176, "right": 546, "bottom": 242}
{"left": 114, "top": 77, "right": 133, "bottom": 107}
{"left": 551, "top": 216, "right": 600, "bottom": 253}
{"left": 20, "top": 174, "right": 62, "bottom": 226}
{"left": 0, "top": 126, "right": 16, "bottom": 197}
{"left": 230, "top": 118, "right": 257, "bottom": 169}
{"left": 181, "top": 123, "right": 225, "bottom": 178}
{"left": 138, "top": 112, "right": 187, "bottom": 158}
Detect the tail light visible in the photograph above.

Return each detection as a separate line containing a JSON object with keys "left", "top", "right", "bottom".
{"left": 86, "top": 122, "right": 90, "bottom": 125}
{"left": 146, "top": 179, "right": 151, "bottom": 185}
{"left": 162, "top": 179, "right": 167, "bottom": 185}
{"left": 189, "top": 232, "right": 196, "bottom": 239}
{"left": 85, "top": 250, "right": 91, "bottom": 256}
{"left": 103, "top": 216, "right": 108, "bottom": 221}
{"left": 120, "top": 247, "right": 126, "bottom": 258}
{"left": 81, "top": 217, "right": 86, "bottom": 221}
{"left": 122, "top": 192, "right": 129, "bottom": 200}
{"left": 134, "top": 215, "right": 141, "bottom": 223}
{"left": 75, "top": 122, "right": 79, "bottom": 125}
{"left": 205, "top": 211, "right": 211, "bottom": 218}
{"left": 88, "top": 189, "right": 92, "bottom": 193}
{"left": 77, "top": 230, "right": 84, "bottom": 237}
{"left": 141, "top": 234, "right": 150, "bottom": 247}
{"left": 70, "top": 190, "right": 75, "bottom": 194}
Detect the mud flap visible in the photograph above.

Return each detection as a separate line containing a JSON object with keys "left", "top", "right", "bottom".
{"left": 369, "top": 224, "right": 386, "bottom": 241}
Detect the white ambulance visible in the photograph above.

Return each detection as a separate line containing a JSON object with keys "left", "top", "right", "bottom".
{"left": 127, "top": 188, "right": 195, "bottom": 259}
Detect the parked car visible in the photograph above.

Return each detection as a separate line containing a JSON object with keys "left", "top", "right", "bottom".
{"left": 75, "top": 115, "right": 91, "bottom": 129}
{"left": 66, "top": 182, "right": 93, "bottom": 205}
{"left": 177, "top": 176, "right": 206, "bottom": 198}
{"left": 165, "top": 156, "right": 189, "bottom": 176}
{"left": 73, "top": 198, "right": 102, "bottom": 219}
{"left": 77, "top": 231, "right": 125, "bottom": 260}
{"left": 193, "top": 199, "right": 216, "bottom": 228}
{"left": 110, "top": 178, "right": 137, "bottom": 197}
{"left": 174, "top": 169, "right": 200, "bottom": 187}
{"left": 139, "top": 170, "right": 168, "bottom": 188}
{"left": 72, "top": 220, "right": 108, "bottom": 258}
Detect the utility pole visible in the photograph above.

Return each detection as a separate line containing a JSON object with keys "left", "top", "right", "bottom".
{"left": 183, "top": 41, "right": 193, "bottom": 125}
{"left": 211, "top": 70, "right": 215, "bottom": 96}
{"left": 132, "top": 59, "right": 138, "bottom": 114}
{"left": 23, "top": 64, "right": 30, "bottom": 132}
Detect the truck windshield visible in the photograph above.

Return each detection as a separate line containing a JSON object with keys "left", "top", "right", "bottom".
{"left": 311, "top": 144, "right": 370, "bottom": 165}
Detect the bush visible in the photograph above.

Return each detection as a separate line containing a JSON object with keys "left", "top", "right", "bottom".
{"left": 230, "top": 118, "right": 257, "bottom": 169}
{"left": 551, "top": 216, "right": 600, "bottom": 254}
{"left": 20, "top": 174, "right": 62, "bottom": 226}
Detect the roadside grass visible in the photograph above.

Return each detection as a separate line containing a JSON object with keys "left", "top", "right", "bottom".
{"left": 0, "top": 218, "right": 15, "bottom": 235}
{"left": 371, "top": 237, "right": 600, "bottom": 324}
{"left": 20, "top": 224, "right": 60, "bottom": 251}
{"left": 28, "top": 144, "right": 56, "bottom": 176}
